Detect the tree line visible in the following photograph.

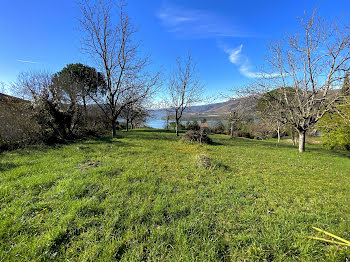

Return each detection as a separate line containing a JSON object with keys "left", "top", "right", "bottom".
{"left": 2, "top": 1, "right": 350, "bottom": 153}
{"left": 1, "top": 0, "right": 202, "bottom": 148}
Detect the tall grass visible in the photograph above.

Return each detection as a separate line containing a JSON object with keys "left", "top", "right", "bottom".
{"left": 0, "top": 129, "right": 349, "bottom": 261}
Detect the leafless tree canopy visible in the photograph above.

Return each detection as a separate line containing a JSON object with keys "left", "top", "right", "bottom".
{"left": 14, "top": 71, "right": 53, "bottom": 101}
{"left": 79, "top": 0, "right": 160, "bottom": 136}
{"left": 249, "top": 9, "right": 350, "bottom": 152}
{"left": 119, "top": 88, "right": 151, "bottom": 131}
{"left": 13, "top": 71, "right": 86, "bottom": 140}
{"left": 166, "top": 53, "right": 204, "bottom": 136}
{"left": 0, "top": 82, "right": 7, "bottom": 94}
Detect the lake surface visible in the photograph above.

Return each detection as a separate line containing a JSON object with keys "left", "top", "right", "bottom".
{"left": 145, "top": 117, "right": 166, "bottom": 129}
{"left": 145, "top": 110, "right": 167, "bottom": 129}
{"left": 145, "top": 110, "right": 226, "bottom": 129}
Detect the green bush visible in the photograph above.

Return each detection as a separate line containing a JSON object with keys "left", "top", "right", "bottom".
{"left": 184, "top": 120, "right": 200, "bottom": 130}
{"left": 211, "top": 121, "right": 226, "bottom": 134}
{"left": 320, "top": 124, "right": 350, "bottom": 150}
{"left": 318, "top": 105, "right": 350, "bottom": 151}
{"left": 168, "top": 121, "right": 185, "bottom": 130}
{"left": 233, "top": 130, "right": 255, "bottom": 139}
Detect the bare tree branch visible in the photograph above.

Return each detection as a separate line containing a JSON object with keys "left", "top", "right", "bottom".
{"left": 79, "top": 0, "right": 160, "bottom": 136}
{"left": 164, "top": 52, "right": 204, "bottom": 136}
{"left": 247, "top": 9, "right": 350, "bottom": 152}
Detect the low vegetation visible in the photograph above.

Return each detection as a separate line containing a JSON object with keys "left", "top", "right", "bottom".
{"left": 1, "top": 2, "right": 350, "bottom": 261}
{"left": 1, "top": 129, "right": 349, "bottom": 261}
{"left": 181, "top": 130, "right": 212, "bottom": 144}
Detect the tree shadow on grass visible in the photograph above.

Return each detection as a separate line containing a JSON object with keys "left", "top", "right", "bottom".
{"left": 129, "top": 128, "right": 170, "bottom": 133}
{"left": 81, "top": 138, "right": 139, "bottom": 152}
{"left": 0, "top": 162, "right": 18, "bottom": 172}
{"left": 0, "top": 143, "right": 66, "bottom": 157}
{"left": 82, "top": 136, "right": 121, "bottom": 144}
{"left": 256, "top": 140, "right": 350, "bottom": 159}
{"left": 222, "top": 137, "right": 350, "bottom": 159}
{"left": 0, "top": 159, "right": 35, "bottom": 172}
{"left": 127, "top": 128, "right": 186, "bottom": 134}
{"left": 209, "top": 140, "right": 224, "bottom": 146}
{"left": 306, "top": 146, "right": 350, "bottom": 159}
{"left": 122, "top": 129, "right": 182, "bottom": 142}
{"left": 0, "top": 136, "right": 130, "bottom": 157}
{"left": 123, "top": 130, "right": 222, "bottom": 145}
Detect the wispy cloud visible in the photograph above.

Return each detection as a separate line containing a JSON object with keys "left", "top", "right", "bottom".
{"left": 17, "top": 59, "right": 38, "bottom": 64}
{"left": 220, "top": 44, "right": 278, "bottom": 79}
{"left": 157, "top": 4, "right": 250, "bottom": 38}
{"left": 157, "top": 3, "right": 272, "bottom": 79}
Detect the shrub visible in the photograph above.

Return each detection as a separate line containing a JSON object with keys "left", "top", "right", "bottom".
{"left": 321, "top": 126, "right": 350, "bottom": 150}
{"left": 211, "top": 121, "right": 227, "bottom": 134}
{"left": 181, "top": 130, "right": 212, "bottom": 144}
{"left": 318, "top": 108, "right": 350, "bottom": 151}
{"left": 169, "top": 121, "right": 185, "bottom": 130}
{"left": 185, "top": 120, "right": 200, "bottom": 130}
{"left": 0, "top": 95, "right": 43, "bottom": 150}
{"left": 232, "top": 130, "right": 254, "bottom": 139}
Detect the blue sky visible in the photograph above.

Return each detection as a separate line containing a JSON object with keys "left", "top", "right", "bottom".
{"left": 1, "top": 0, "right": 350, "bottom": 98}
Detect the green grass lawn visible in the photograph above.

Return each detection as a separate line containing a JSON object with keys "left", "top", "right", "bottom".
{"left": 0, "top": 129, "right": 349, "bottom": 261}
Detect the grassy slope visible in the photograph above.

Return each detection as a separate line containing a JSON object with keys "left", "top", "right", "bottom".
{"left": 0, "top": 130, "right": 349, "bottom": 261}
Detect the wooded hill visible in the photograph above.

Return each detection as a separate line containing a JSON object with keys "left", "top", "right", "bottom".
{"left": 153, "top": 96, "right": 256, "bottom": 121}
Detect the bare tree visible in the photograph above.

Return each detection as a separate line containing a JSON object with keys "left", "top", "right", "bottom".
{"left": 129, "top": 107, "right": 149, "bottom": 129}
{"left": 227, "top": 110, "right": 243, "bottom": 137}
{"left": 164, "top": 108, "right": 171, "bottom": 130}
{"left": 0, "top": 82, "right": 7, "bottom": 94}
{"left": 157, "top": 100, "right": 172, "bottom": 130}
{"left": 256, "top": 88, "right": 289, "bottom": 143}
{"left": 252, "top": 9, "right": 350, "bottom": 152}
{"left": 120, "top": 91, "right": 150, "bottom": 131}
{"left": 14, "top": 71, "right": 84, "bottom": 140}
{"left": 79, "top": 0, "right": 160, "bottom": 137}
{"left": 14, "top": 71, "right": 53, "bottom": 101}
{"left": 166, "top": 53, "right": 204, "bottom": 136}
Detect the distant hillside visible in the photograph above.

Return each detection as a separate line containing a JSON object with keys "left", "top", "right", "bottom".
{"left": 0, "top": 93, "right": 28, "bottom": 103}
{"left": 151, "top": 96, "right": 256, "bottom": 120}
{"left": 0, "top": 93, "right": 37, "bottom": 145}
{"left": 152, "top": 88, "right": 341, "bottom": 121}
{"left": 0, "top": 93, "right": 256, "bottom": 121}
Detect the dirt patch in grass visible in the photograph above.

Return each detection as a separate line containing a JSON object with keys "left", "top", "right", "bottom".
{"left": 79, "top": 161, "right": 100, "bottom": 170}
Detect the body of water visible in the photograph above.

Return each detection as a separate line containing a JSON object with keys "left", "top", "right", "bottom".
{"left": 145, "top": 117, "right": 167, "bottom": 129}
{"left": 145, "top": 111, "right": 227, "bottom": 129}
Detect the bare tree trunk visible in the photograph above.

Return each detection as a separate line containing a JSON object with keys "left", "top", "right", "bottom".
{"left": 112, "top": 120, "right": 117, "bottom": 137}
{"left": 166, "top": 116, "right": 169, "bottom": 130}
{"left": 126, "top": 118, "right": 129, "bottom": 132}
{"left": 277, "top": 126, "right": 281, "bottom": 143}
{"left": 79, "top": 0, "right": 159, "bottom": 140}
{"left": 175, "top": 120, "right": 179, "bottom": 136}
{"left": 175, "top": 111, "right": 180, "bottom": 136}
{"left": 166, "top": 53, "right": 203, "bottom": 136}
{"left": 298, "top": 130, "right": 306, "bottom": 153}
{"left": 291, "top": 128, "right": 296, "bottom": 146}
{"left": 230, "top": 121, "right": 234, "bottom": 137}
{"left": 82, "top": 96, "right": 88, "bottom": 126}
